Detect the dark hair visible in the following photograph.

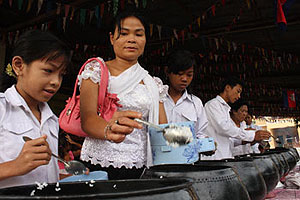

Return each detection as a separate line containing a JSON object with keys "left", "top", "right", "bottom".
{"left": 220, "top": 76, "right": 244, "bottom": 93}
{"left": 230, "top": 99, "right": 248, "bottom": 112}
{"left": 0, "top": 30, "right": 71, "bottom": 92}
{"left": 12, "top": 30, "right": 71, "bottom": 67}
{"left": 111, "top": 9, "right": 147, "bottom": 40}
{"left": 247, "top": 110, "right": 253, "bottom": 116}
{"left": 166, "top": 49, "right": 195, "bottom": 74}
{"left": 58, "top": 131, "right": 71, "bottom": 159}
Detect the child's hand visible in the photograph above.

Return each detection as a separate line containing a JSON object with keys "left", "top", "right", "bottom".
{"left": 105, "top": 110, "right": 143, "bottom": 143}
{"left": 14, "top": 135, "right": 52, "bottom": 176}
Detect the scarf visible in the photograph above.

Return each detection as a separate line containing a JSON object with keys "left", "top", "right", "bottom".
{"left": 108, "top": 62, "right": 159, "bottom": 166}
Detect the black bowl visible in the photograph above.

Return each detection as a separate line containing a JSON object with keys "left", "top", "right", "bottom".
{"left": 196, "top": 158, "right": 267, "bottom": 200}
{"left": 141, "top": 164, "right": 250, "bottom": 200}
{"left": 0, "top": 178, "right": 197, "bottom": 200}
{"left": 239, "top": 154, "right": 280, "bottom": 193}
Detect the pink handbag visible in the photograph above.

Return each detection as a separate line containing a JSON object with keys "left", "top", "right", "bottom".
{"left": 59, "top": 57, "right": 121, "bottom": 137}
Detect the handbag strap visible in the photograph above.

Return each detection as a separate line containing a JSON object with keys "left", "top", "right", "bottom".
{"left": 70, "top": 57, "right": 109, "bottom": 110}
{"left": 95, "top": 57, "right": 109, "bottom": 108}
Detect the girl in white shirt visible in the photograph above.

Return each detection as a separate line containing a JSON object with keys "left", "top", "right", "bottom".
{"left": 0, "top": 30, "right": 70, "bottom": 188}
{"left": 163, "top": 49, "right": 208, "bottom": 138}
{"left": 79, "top": 10, "right": 168, "bottom": 180}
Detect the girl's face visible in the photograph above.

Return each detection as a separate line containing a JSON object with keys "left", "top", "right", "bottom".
{"left": 233, "top": 105, "right": 248, "bottom": 123}
{"left": 110, "top": 16, "right": 146, "bottom": 62}
{"left": 15, "top": 56, "right": 66, "bottom": 107}
{"left": 168, "top": 66, "right": 194, "bottom": 93}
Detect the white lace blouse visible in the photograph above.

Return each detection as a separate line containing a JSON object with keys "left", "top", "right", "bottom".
{"left": 78, "top": 59, "right": 168, "bottom": 169}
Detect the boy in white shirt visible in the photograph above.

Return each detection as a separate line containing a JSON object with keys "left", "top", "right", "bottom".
{"left": 163, "top": 49, "right": 208, "bottom": 139}
{"left": 203, "top": 77, "right": 271, "bottom": 160}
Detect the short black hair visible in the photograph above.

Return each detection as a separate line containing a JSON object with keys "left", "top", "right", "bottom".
{"left": 220, "top": 76, "right": 244, "bottom": 93}
{"left": 166, "top": 49, "right": 195, "bottom": 74}
{"left": 230, "top": 99, "right": 248, "bottom": 112}
{"left": 11, "top": 30, "right": 71, "bottom": 67}
{"left": 247, "top": 110, "right": 253, "bottom": 116}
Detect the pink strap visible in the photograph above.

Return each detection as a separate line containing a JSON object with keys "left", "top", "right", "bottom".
{"left": 70, "top": 57, "right": 109, "bottom": 110}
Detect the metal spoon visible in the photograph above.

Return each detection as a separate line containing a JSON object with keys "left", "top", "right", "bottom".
{"left": 270, "top": 135, "right": 282, "bottom": 144}
{"left": 22, "top": 136, "right": 88, "bottom": 175}
{"left": 134, "top": 118, "right": 193, "bottom": 146}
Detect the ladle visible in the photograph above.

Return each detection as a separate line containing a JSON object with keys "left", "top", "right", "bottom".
{"left": 23, "top": 136, "right": 88, "bottom": 175}
{"left": 134, "top": 118, "right": 193, "bottom": 146}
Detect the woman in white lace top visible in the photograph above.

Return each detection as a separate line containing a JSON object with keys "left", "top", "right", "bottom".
{"left": 78, "top": 10, "right": 168, "bottom": 179}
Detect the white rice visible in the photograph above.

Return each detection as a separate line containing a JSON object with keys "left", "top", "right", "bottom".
{"left": 30, "top": 190, "right": 35, "bottom": 196}
{"left": 164, "top": 125, "right": 193, "bottom": 147}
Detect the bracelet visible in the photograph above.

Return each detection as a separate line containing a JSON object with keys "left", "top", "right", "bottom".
{"left": 104, "top": 124, "right": 111, "bottom": 140}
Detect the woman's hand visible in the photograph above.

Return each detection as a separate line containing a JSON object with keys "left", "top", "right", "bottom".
{"left": 104, "top": 110, "right": 143, "bottom": 143}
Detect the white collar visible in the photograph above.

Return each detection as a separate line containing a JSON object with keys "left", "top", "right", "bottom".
{"left": 167, "top": 89, "right": 193, "bottom": 103}
{"left": 216, "top": 95, "right": 230, "bottom": 109}
{"left": 4, "top": 85, "right": 56, "bottom": 123}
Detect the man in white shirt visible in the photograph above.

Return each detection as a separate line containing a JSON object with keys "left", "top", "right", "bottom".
{"left": 203, "top": 77, "right": 271, "bottom": 160}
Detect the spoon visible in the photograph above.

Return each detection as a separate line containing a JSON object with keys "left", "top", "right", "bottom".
{"left": 134, "top": 118, "right": 193, "bottom": 146}
{"left": 270, "top": 135, "right": 282, "bottom": 144}
{"left": 22, "top": 136, "right": 88, "bottom": 175}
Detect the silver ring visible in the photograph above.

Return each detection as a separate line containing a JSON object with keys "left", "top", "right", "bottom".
{"left": 115, "top": 119, "right": 119, "bottom": 125}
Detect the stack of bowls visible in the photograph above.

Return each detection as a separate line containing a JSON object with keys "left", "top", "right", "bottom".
{"left": 141, "top": 164, "right": 250, "bottom": 200}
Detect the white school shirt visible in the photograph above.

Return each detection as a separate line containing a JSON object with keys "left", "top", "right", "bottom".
{"left": 202, "top": 95, "right": 255, "bottom": 160}
{"left": 247, "top": 123, "right": 262, "bottom": 154}
{"left": 164, "top": 90, "right": 208, "bottom": 138}
{"left": 231, "top": 121, "right": 252, "bottom": 156}
{"left": 0, "top": 85, "right": 59, "bottom": 188}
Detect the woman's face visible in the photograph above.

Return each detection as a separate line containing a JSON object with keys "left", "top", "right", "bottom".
{"left": 233, "top": 105, "right": 248, "bottom": 123}
{"left": 110, "top": 16, "right": 146, "bottom": 62}
{"left": 168, "top": 66, "right": 194, "bottom": 93}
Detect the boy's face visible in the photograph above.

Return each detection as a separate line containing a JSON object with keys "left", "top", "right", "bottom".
{"left": 226, "top": 84, "right": 242, "bottom": 103}
{"left": 168, "top": 66, "right": 194, "bottom": 93}
{"left": 15, "top": 56, "right": 66, "bottom": 108}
